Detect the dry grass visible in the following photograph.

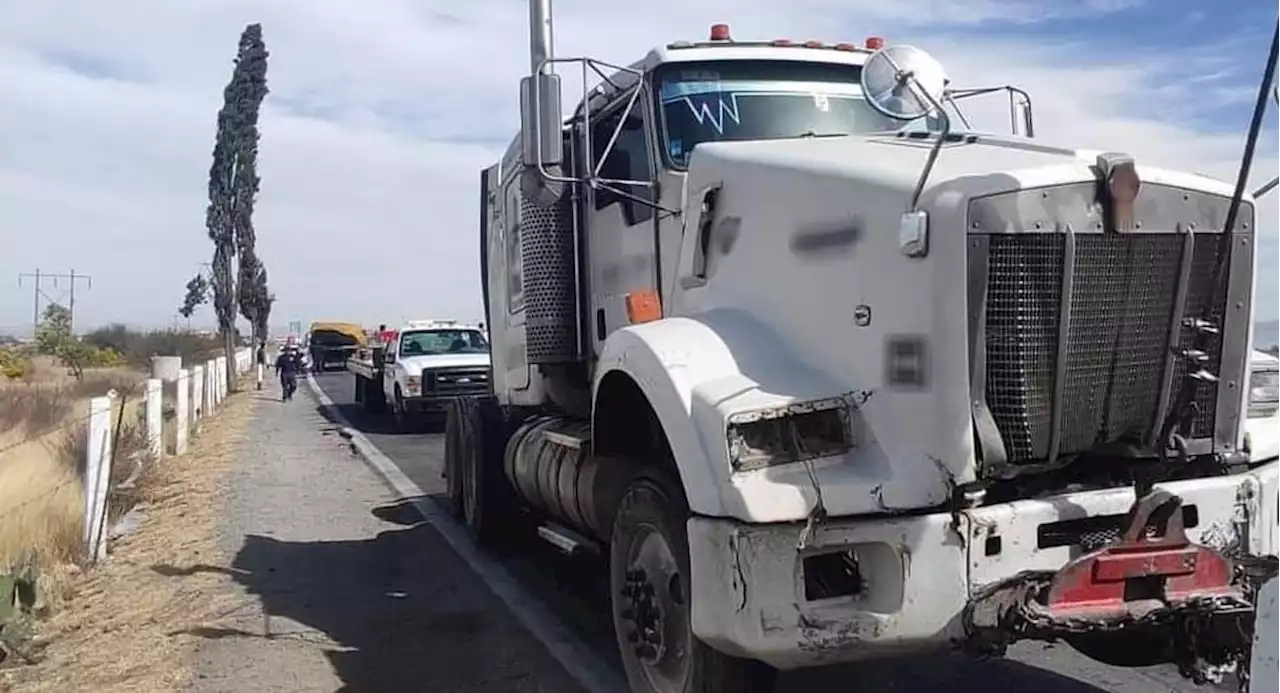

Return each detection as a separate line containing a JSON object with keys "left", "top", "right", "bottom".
{"left": 0, "top": 359, "right": 154, "bottom": 666}
{"left": 0, "top": 360, "right": 145, "bottom": 440}
{"left": 0, "top": 382, "right": 257, "bottom": 693}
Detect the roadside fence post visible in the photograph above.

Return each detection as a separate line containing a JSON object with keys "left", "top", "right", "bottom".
{"left": 83, "top": 391, "right": 118, "bottom": 563}
{"left": 192, "top": 364, "right": 205, "bottom": 422}
{"left": 145, "top": 378, "right": 163, "bottom": 461}
{"left": 175, "top": 369, "right": 190, "bottom": 455}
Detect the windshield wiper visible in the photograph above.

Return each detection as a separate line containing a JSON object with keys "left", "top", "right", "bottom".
{"left": 795, "top": 131, "right": 849, "bottom": 139}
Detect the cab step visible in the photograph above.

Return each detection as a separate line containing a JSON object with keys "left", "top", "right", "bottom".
{"left": 536, "top": 521, "right": 601, "bottom": 556}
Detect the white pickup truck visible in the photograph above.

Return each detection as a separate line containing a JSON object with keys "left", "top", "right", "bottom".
{"left": 347, "top": 320, "right": 492, "bottom": 431}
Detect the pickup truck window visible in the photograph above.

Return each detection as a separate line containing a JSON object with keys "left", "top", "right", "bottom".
{"left": 398, "top": 329, "right": 490, "bottom": 356}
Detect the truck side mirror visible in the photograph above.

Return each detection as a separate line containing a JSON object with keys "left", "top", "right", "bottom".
{"left": 1013, "top": 99, "right": 1034, "bottom": 138}
{"left": 520, "top": 74, "right": 564, "bottom": 168}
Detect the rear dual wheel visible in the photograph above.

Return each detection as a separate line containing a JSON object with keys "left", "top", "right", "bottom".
{"left": 444, "top": 397, "right": 515, "bottom": 545}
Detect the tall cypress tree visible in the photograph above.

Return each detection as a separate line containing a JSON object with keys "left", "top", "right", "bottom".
{"left": 205, "top": 23, "right": 269, "bottom": 392}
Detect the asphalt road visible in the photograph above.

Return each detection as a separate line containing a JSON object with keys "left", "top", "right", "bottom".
{"left": 308, "top": 368, "right": 1230, "bottom": 693}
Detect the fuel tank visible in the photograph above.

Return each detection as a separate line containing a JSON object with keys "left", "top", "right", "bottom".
{"left": 503, "top": 416, "right": 640, "bottom": 541}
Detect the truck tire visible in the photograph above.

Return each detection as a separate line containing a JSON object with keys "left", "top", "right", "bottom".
{"left": 456, "top": 396, "right": 516, "bottom": 545}
{"left": 443, "top": 399, "right": 466, "bottom": 519}
{"left": 392, "top": 387, "right": 412, "bottom": 432}
{"left": 610, "top": 467, "right": 777, "bottom": 693}
{"left": 367, "top": 378, "right": 386, "bottom": 415}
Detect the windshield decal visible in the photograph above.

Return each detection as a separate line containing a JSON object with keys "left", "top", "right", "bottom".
{"left": 672, "top": 93, "right": 742, "bottom": 135}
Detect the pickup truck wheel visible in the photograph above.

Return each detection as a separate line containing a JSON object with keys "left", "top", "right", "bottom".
{"left": 610, "top": 468, "right": 776, "bottom": 693}
{"left": 443, "top": 400, "right": 466, "bottom": 519}
{"left": 392, "top": 388, "right": 411, "bottom": 432}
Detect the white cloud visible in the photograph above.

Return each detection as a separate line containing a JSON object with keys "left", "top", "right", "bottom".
{"left": 0, "top": 0, "right": 1275, "bottom": 335}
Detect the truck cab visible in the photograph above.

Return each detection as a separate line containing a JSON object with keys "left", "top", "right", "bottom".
{"left": 454, "top": 10, "right": 1279, "bottom": 693}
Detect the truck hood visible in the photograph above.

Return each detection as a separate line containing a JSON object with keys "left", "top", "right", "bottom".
{"left": 687, "top": 130, "right": 1239, "bottom": 204}
{"left": 672, "top": 130, "right": 1249, "bottom": 519}
{"left": 398, "top": 353, "right": 491, "bottom": 374}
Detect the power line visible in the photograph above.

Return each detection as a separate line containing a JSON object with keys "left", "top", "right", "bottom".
{"left": 17, "top": 269, "right": 93, "bottom": 335}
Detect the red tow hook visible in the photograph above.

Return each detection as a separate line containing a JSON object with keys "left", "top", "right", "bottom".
{"left": 1043, "top": 488, "right": 1241, "bottom": 620}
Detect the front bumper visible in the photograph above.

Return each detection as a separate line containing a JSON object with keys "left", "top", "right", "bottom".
{"left": 687, "top": 463, "right": 1279, "bottom": 670}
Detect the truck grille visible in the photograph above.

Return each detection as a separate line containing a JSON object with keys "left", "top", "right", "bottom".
{"left": 982, "top": 232, "right": 1226, "bottom": 464}
{"left": 428, "top": 367, "right": 490, "bottom": 396}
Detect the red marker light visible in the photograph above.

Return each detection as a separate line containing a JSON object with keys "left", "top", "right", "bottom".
{"left": 803, "top": 40, "right": 824, "bottom": 48}
{"left": 770, "top": 38, "right": 794, "bottom": 46}
{"left": 709, "top": 23, "right": 732, "bottom": 41}
{"left": 833, "top": 42, "right": 858, "bottom": 51}
{"left": 865, "top": 36, "right": 885, "bottom": 50}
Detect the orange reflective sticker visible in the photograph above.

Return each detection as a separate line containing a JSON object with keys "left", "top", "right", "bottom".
{"left": 625, "top": 290, "right": 662, "bottom": 324}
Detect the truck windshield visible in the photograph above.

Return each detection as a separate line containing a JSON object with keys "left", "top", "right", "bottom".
{"left": 655, "top": 59, "right": 931, "bottom": 168}
{"left": 399, "top": 329, "right": 489, "bottom": 356}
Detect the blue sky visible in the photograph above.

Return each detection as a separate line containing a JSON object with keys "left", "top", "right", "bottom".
{"left": 0, "top": 0, "right": 1275, "bottom": 335}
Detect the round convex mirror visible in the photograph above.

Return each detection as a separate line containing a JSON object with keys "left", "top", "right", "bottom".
{"left": 860, "top": 45, "right": 948, "bottom": 121}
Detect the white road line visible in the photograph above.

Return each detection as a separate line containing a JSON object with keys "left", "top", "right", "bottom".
{"left": 304, "top": 373, "right": 627, "bottom": 693}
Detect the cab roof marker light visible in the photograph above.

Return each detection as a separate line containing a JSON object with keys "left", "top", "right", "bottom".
{"left": 865, "top": 36, "right": 885, "bottom": 49}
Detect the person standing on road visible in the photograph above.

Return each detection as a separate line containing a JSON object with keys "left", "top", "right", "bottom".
{"left": 274, "top": 345, "right": 302, "bottom": 401}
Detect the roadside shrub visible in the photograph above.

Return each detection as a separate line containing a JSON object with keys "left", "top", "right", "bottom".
{"left": 82, "top": 325, "right": 224, "bottom": 370}
{"left": 1, "top": 346, "right": 33, "bottom": 380}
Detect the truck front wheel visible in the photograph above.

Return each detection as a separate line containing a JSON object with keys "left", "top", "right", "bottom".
{"left": 609, "top": 468, "right": 776, "bottom": 693}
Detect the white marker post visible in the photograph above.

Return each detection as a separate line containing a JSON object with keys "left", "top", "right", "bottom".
{"left": 145, "top": 378, "right": 163, "bottom": 461}
{"left": 83, "top": 391, "right": 118, "bottom": 562}
{"left": 175, "top": 369, "right": 190, "bottom": 455}
{"left": 191, "top": 364, "right": 205, "bottom": 422}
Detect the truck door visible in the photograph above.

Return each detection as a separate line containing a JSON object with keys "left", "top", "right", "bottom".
{"left": 584, "top": 103, "right": 660, "bottom": 356}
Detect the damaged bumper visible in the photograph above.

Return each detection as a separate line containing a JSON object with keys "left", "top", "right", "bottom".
{"left": 687, "top": 463, "right": 1278, "bottom": 671}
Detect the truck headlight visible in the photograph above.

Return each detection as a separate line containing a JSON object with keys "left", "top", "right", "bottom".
{"left": 1249, "top": 366, "right": 1279, "bottom": 418}
{"left": 404, "top": 375, "right": 421, "bottom": 395}
{"left": 726, "top": 397, "right": 852, "bottom": 472}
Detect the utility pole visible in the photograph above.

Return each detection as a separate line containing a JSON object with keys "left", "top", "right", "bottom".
{"left": 17, "top": 269, "right": 92, "bottom": 336}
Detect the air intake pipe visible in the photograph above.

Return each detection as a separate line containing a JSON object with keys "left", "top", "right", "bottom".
{"left": 520, "top": 0, "right": 565, "bottom": 204}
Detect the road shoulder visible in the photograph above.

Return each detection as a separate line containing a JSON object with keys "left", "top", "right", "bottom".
{"left": 182, "top": 377, "right": 586, "bottom": 692}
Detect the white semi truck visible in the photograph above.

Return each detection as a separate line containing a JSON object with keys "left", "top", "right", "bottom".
{"left": 445, "top": 6, "right": 1280, "bottom": 692}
